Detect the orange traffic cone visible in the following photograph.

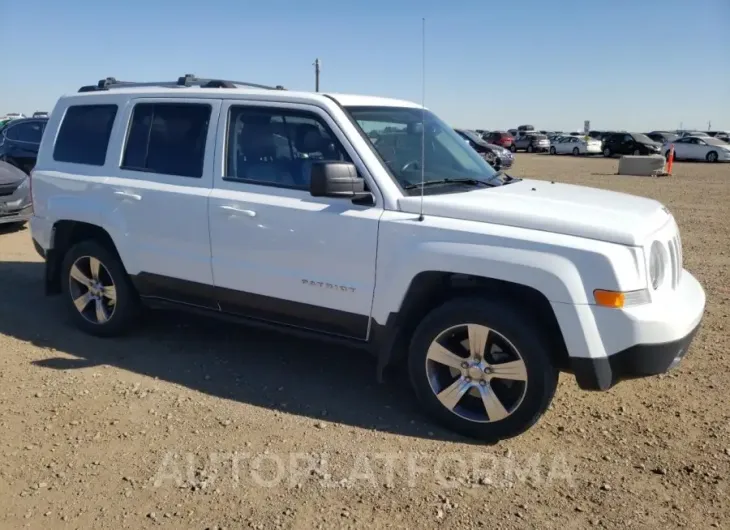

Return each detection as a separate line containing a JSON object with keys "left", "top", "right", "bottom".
{"left": 666, "top": 145, "right": 675, "bottom": 175}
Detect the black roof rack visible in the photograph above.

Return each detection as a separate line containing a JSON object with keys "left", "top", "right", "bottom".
{"left": 78, "top": 74, "right": 286, "bottom": 93}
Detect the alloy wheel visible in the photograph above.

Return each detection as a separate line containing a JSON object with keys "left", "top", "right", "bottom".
{"left": 68, "top": 256, "right": 117, "bottom": 324}
{"left": 425, "top": 323, "right": 528, "bottom": 423}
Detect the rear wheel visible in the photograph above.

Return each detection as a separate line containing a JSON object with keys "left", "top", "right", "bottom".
{"left": 549, "top": 146, "right": 556, "bottom": 155}
{"left": 707, "top": 151, "right": 718, "bottom": 163}
{"left": 633, "top": 149, "right": 641, "bottom": 155}
{"left": 527, "top": 145, "right": 534, "bottom": 153}
{"left": 603, "top": 147, "right": 612, "bottom": 157}
{"left": 407, "top": 297, "right": 559, "bottom": 442}
{"left": 61, "top": 240, "right": 140, "bottom": 337}
{"left": 510, "top": 144, "right": 517, "bottom": 153}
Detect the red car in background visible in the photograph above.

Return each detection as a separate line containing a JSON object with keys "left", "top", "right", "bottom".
{"left": 483, "top": 130, "right": 514, "bottom": 149}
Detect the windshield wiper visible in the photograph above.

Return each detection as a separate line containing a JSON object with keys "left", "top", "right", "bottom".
{"left": 403, "top": 178, "right": 491, "bottom": 190}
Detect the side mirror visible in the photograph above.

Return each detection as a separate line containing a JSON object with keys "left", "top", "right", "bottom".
{"left": 310, "top": 161, "right": 368, "bottom": 199}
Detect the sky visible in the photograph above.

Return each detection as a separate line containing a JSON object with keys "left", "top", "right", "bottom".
{"left": 1, "top": 0, "right": 728, "bottom": 131}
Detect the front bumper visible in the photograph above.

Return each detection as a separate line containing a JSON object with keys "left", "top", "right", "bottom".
{"left": 572, "top": 321, "right": 701, "bottom": 390}
{"left": 570, "top": 269, "right": 705, "bottom": 390}
{"left": 0, "top": 203, "right": 32, "bottom": 225}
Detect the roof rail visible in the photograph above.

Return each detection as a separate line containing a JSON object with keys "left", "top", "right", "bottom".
{"left": 78, "top": 74, "right": 286, "bottom": 93}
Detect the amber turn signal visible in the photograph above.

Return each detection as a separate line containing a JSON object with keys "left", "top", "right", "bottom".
{"left": 593, "top": 290, "right": 625, "bottom": 308}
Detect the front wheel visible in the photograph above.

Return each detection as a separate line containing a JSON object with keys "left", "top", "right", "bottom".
{"left": 572, "top": 147, "right": 580, "bottom": 156}
{"left": 407, "top": 297, "right": 559, "bottom": 442}
{"left": 510, "top": 144, "right": 517, "bottom": 153}
{"left": 527, "top": 145, "right": 534, "bottom": 153}
{"left": 549, "top": 146, "right": 556, "bottom": 155}
{"left": 60, "top": 240, "right": 140, "bottom": 337}
{"left": 633, "top": 149, "right": 641, "bottom": 156}
{"left": 707, "top": 151, "right": 718, "bottom": 163}
{"left": 603, "top": 147, "right": 612, "bottom": 158}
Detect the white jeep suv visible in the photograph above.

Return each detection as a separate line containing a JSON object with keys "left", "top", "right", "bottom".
{"left": 29, "top": 75, "right": 706, "bottom": 442}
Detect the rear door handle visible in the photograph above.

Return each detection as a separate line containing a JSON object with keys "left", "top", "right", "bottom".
{"left": 220, "top": 205, "right": 256, "bottom": 217}
{"left": 114, "top": 191, "right": 142, "bottom": 201}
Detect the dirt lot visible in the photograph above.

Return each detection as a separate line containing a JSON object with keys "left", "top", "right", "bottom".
{"left": 1, "top": 155, "right": 728, "bottom": 530}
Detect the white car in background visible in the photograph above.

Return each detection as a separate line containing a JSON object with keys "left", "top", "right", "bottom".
{"left": 0, "top": 112, "right": 25, "bottom": 121}
{"left": 665, "top": 136, "right": 730, "bottom": 163}
{"left": 549, "top": 135, "right": 602, "bottom": 156}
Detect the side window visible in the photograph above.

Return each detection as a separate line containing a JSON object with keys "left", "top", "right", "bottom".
{"left": 623, "top": 134, "right": 633, "bottom": 142}
{"left": 54, "top": 105, "right": 118, "bottom": 166}
{"left": 6, "top": 122, "right": 43, "bottom": 143}
{"left": 226, "top": 106, "right": 352, "bottom": 190}
{"left": 122, "top": 103, "right": 211, "bottom": 178}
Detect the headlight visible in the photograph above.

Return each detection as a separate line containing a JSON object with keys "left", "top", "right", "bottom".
{"left": 649, "top": 241, "right": 666, "bottom": 289}
{"left": 17, "top": 177, "right": 30, "bottom": 190}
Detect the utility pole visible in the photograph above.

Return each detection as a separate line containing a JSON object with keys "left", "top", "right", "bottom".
{"left": 708, "top": 120, "right": 712, "bottom": 130}
{"left": 314, "top": 58, "right": 320, "bottom": 92}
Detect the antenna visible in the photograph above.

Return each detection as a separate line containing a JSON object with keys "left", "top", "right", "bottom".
{"left": 418, "top": 17, "right": 426, "bottom": 222}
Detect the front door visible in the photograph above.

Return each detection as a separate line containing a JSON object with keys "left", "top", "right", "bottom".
{"left": 208, "top": 100, "right": 382, "bottom": 339}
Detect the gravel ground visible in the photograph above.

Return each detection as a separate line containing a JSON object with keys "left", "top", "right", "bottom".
{"left": 1, "top": 154, "right": 728, "bottom": 530}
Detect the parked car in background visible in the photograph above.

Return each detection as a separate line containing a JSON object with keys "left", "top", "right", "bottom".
{"left": 32, "top": 111, "right": 49, "bottom": 118}
{"left": 511, "top": 133, "right": 550, "bottom": 153}
{"left": 517, "top": 125, "right": 534, "bottom": 133}
{"left": 646, "top": 131, "right": 679, "bottom": 145}
{"left": 665, "top": 136, "right": 730, "bottom": 162}
{"left": 706, "top": 131, "right": 730, "bottom": 143}
{"left": 0, "top": 112, "right": 25, "bottom": 121}
{"left": 0, "top": 160, "right": 32, "bottom": 228}
{"left": 0, "top": 117, "right": 48, "bottom": 174}
{"left": 483, "top": 130, "right": 514, "bottom": 149}
{"left": 455, "top": 129, "right": 514, "bottom": 169}
{"left": 549, "top": 135, "right": 602, "bottom": 156}
{"left": 507, "top": 128, "right": 518, "bottom": 137}
{"left": 677, "top": 131, "right": 709, "bottom": 138}
{"left": 601, "top": 132, "right": 661, "bottom": 157}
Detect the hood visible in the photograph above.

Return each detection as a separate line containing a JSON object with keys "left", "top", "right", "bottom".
{"left": 0, "top": 161, "right": 27, "bottom": 186}
{"left": 398, "top": 179, "right": 670, "bottom": 246}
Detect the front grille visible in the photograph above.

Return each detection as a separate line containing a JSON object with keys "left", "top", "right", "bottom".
{"left": 0, "top": 182, "right": 20, "bottom": 197}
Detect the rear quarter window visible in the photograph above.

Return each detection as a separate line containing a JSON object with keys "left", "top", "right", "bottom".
{"left": 53, "top": 104, "right": 118, "bottom": 166}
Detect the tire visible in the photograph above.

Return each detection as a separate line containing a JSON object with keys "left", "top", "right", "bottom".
{"left": 633, "top": 149, "right": 640, "bottom": 156}
{"left": 549, "top": 146, "right": 556, "bottom": 155}
{"left": 603, "top": 147, "right": 612, "bottom": 158}
{"left": 510, "top": 144, "right": 517, "bottom": 153}
{"left": 60, "top": 240, "right": 140, "bottom": 337}
{"left": 527, "top": 145, "right": 534, "bottom": 153}
{"left": 572, "top": 147, "right": 580, "bottom": 156}
{"left": 707, "top": 151, "right": 718, "bottom": 163}
{"left": 407, "top": 297, "right": 559, "bottom": 442}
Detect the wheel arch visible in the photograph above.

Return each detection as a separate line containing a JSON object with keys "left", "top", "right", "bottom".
{"left": 370, "top": 271, "right": 570, "bottom": 377}
{"left": 46, "top": 220, "right": 121, "bottom": 294}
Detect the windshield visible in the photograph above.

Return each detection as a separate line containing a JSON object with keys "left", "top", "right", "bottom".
{"left": 704, "top": 137, "right": 728, "bottom": 146}
{"left": 345, "top": 106, "right": 500, "bottom": 193}
{"left": 632, "top": 133, "right": 655, "bottom": 144}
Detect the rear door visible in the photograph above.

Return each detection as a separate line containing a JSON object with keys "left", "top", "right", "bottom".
{"left": 103, "top": 98, "right": 221, "bottom": 306}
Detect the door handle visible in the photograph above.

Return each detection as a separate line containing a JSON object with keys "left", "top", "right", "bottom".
{"left": 114, "top": 191, "right": 142, "bottom": 201}
{"left": 220, "top": 205, "right": 256, "bottom": 217}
